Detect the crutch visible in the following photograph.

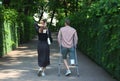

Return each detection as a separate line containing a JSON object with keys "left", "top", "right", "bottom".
{"left": 74, "top": 45, "right": 80, "bottom": 77}
{"left": 58, "top": 31, "right": 63, "bottom": 76}
{"left": 72, "top": 33, "right": 80, "bottom": 77}
{"left": 58, "top": 45, "right": 62, "bottom": 76}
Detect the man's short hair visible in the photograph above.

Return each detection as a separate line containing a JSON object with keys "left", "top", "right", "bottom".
{"left": 65, "top": 18, "right": 70, "bottom": 25}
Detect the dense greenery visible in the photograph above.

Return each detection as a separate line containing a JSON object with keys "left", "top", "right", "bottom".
{"left": 0, "top": 6, "right": 4, "bottom": 57}
{"left": 46, "top": 0, "right": 120, "bottom": 80}
{"left": 3, "top": 9, "right": 18, "bottom": 52}
{"left": 68, "top": 0, "right": 120, "bottom": 80}
{"left": 0, "top": 0, "right": 37, "bottom": 56}
{"left": 0, "top": 0, "right": 120, "bottom": 80}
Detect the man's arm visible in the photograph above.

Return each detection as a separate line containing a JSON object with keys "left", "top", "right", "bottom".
{"left": 57, "top": 29, "right": 62, "bottom": 46}
{"left": 74, "top": 31, "right": 78, "bottom": 48}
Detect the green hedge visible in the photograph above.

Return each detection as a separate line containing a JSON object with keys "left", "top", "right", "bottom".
{"left": 17, "top": 14, "right": 36, "bottom": 44}
{"left": 2, "top": 9, "right": 18, "bottom": 55}
{"left": 66, "top": 0, "right": 120, "bottom": 80}
{"left": 0, "top": 6, "right": 4, "bottom": 57}
{"left": 22, "top": 16, "right": 36, "bottom": 43}
{"left": 0, "top": 8, "right": 36, "bottom": 57}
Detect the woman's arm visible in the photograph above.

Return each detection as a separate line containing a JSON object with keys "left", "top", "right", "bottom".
{"left": 34, "top": 22, "right": 39, "bottom": 33}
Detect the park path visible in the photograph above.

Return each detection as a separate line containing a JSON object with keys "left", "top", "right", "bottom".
{"left": 0, "top": 33, "right": 117, "bottom": 81}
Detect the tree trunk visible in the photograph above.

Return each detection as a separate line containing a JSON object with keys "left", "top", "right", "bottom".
{"left": 49, "top": 10, "right": 55, "bottom": 27}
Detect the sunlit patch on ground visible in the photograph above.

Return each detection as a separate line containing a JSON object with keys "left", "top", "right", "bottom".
{"left": 0, "top": 69, "right": 27, "bottom": 79}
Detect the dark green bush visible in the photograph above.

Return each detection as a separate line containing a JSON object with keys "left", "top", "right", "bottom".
{"left": 0, "top": 8, "right": 36, "bottom": 56}
{"left": 17, "top": 13, "right": 36, "bottom": 44}
{"left": 2, "top": 9, "right": 18, "bottom": 55}
{"left": 0, "top": 6, "right": 4, "bottom": 57}
{"left": 57, "top": 0, "right": 120, "bottom": 80}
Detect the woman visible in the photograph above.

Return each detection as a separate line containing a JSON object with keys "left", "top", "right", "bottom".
{"left": 34, "top": 19, "right": 52, "bottom": 76}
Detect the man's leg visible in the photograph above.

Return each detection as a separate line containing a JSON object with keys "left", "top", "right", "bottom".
{"left": 63, "top": 59, "right": 71, "bottom": 76}
{"left": 61, "top": 46, "right": 71, "bottom": 76}
{"left": 63, "top": 59, "right": 70, "bottom": 70}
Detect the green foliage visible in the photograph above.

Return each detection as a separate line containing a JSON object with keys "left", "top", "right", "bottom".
{"left": 22, "top": 16, "right": 36, "bottom": 43}
{"left": 0, "top": 7, "right": 36, "bottom": 56}
{"left": 1, "top": 9, "right": 18, "bottom": 55}
{"left": 3, "top": 9, "right": 18, "bottom": 22}
{"left": 56, "top": 0, "right": 120, "bottom": 80}
{"left": 0, "top": 6, "right": 4, "bottom": 57}
{"left": 75, "top": 0, "right": 120, "bottom": 80}
{"left": 16, "top": 15, "right": 34, "bottom": 43}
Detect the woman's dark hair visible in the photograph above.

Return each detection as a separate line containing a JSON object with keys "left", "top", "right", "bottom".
{"left": 42, "top": 19, "right": 47, "bottom": 23}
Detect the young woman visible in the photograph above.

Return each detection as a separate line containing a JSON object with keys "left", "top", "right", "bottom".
{"left": 34, "top": 19, "right": 52, "bottom": 76}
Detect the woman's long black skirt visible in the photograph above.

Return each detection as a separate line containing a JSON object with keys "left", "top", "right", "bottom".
{"left": 37, "top": 40, "right": 50, "bottom": 67}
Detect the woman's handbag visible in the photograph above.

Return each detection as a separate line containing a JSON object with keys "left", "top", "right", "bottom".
{"left": 47, "top": 37, "right": 51, "bottom": 45}
{"left": 47, "top": 29, "right": 52, "bottom": 45}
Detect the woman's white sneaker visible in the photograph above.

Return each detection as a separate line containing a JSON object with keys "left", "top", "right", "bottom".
{"left": 37, "top": 67, "right": 42, "bottom": 76}
{"left": 41, "top": 72, "right": 45, "bottom": 76}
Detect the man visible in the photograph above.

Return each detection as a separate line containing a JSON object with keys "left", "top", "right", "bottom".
{"left": 57, "top": 18, "right": 78, "bottom": 76}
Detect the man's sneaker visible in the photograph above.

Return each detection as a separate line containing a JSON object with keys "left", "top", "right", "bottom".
{"left": 41, "top": 72, "right": 45, "bottom": 76}
{"left": 65, "top": 70, "right": 71, "bottom": 76}
{"left": 37, "top": 68, "right": 42, "bottom": 76}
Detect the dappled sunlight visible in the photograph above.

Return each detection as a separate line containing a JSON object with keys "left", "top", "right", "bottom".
{"left": 0, "top": 61, "right": 22, "bottom": 66}
{"left": 0, "top": 69, "right": 26, "bottom": 79}
{"left": 51, "top": 53, "right": 60, "bottom": 57}
{"left": 7, "top": 48, "right": 37, "bottom": 58}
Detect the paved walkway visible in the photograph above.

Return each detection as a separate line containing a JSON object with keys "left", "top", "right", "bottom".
{"left": 0, "top": 33, "right": 117, "bottom": 81}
